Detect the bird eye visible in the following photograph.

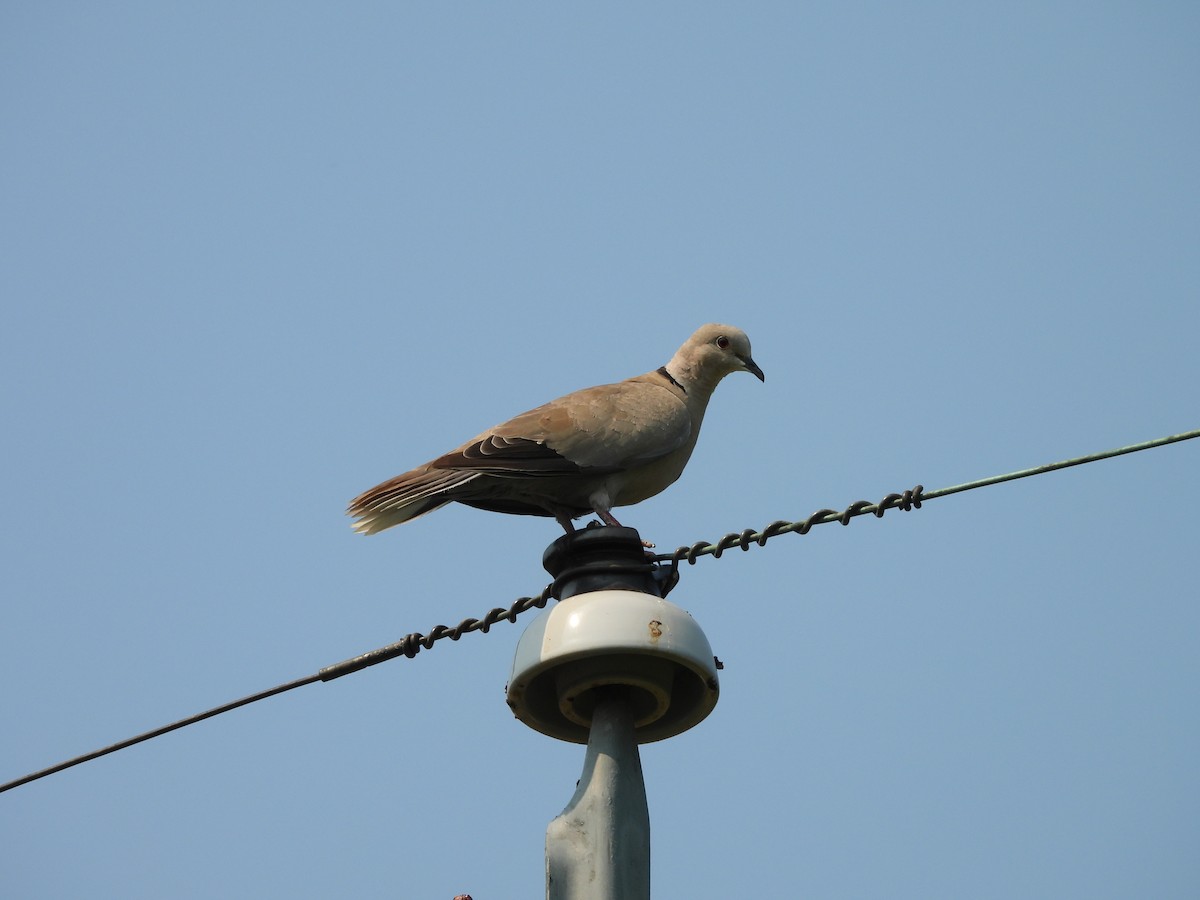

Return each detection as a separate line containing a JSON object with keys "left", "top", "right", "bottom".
{"left": 715, "top": 335, "right": 730, "bottom": 350}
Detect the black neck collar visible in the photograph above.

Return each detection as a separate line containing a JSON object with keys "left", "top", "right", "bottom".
{"left": 656, "top": 366, "right": 686, "bottom": 394}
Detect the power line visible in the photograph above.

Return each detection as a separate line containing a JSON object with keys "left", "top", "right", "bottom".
{"left": 2, "top": 427, "right": 1196, "bottom": 795}
{"left": 659, "top": 427, "right": 1200, "bottom": 564}
{"left": 0, "top": 674, "right": 321, "bottom": 795}
{"left": 0, "top": 590, "right": 553, "bottom": 795}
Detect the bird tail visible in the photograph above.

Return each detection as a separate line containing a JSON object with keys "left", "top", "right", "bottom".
{"left": 347, "top": 467, "right": 479, "bottom": 535}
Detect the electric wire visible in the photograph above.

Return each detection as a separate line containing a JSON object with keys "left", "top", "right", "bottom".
{"left": 2, "top": 427, "right": 1196, "bottom": 795}
{"left": 0, "top": 675, "right": 321, "bottom": 794}
{"left": 657, "top": 427, "right": 1200, "bottom": 564}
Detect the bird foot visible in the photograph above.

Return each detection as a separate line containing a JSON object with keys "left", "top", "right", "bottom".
{"left": 583, "top": 518, "right": 655, "bottom": 549}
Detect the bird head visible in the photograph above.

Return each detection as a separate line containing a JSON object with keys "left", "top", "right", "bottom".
{"left": 673, "top": 324, "right": 765, "bottom": 389}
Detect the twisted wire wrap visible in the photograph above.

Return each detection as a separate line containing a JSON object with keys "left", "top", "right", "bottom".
{"left": 318, "top": 590, "right": 553, "bottom": 679}
{"left": 660, "top": 485, "right": 924, "bottom": 564}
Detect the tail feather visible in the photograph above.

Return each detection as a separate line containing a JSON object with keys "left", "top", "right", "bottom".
{"left": 348, "top": 467, "right": 480, "bottom": 535}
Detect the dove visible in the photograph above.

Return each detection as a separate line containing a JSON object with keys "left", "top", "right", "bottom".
{"left": 348, "top": 323, "right": 764, "bottom": 535}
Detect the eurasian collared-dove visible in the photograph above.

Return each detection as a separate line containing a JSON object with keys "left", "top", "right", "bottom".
{"left": 348, "top": 323, "right": 763, "bottom": 535}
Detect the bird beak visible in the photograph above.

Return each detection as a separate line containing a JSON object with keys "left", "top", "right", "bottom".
{"left": 742, "top": 355, "right": 765, "bottom": 382}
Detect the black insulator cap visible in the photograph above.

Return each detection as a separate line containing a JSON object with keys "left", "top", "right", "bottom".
{"left": 543, "top": 526, "right": 677, "bottom": 600}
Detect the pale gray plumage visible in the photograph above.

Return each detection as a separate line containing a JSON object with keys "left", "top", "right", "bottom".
{"left": 348, "top": 324, "right": 764, "bottom": 535}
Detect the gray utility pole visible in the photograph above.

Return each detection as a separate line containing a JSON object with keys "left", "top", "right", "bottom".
{"left": 507, "top": 527, "right": 720, "bottom": 900}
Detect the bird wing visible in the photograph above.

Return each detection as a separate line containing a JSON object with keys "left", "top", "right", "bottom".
{"left": 431, "top": 376, "right": 692, "bottom": 476}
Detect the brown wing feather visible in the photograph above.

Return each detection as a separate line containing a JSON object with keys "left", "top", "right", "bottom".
{"left": 430, "top": 435, "right": 598, "bottom": 475}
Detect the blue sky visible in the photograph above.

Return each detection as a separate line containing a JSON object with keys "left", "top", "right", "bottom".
{"left": 2, "top": 3, "right": 1197, "bottom": 897}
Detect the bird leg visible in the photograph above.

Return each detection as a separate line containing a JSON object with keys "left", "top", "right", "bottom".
{"left": 596, "top": 509, "right": 624, "bottom": 528}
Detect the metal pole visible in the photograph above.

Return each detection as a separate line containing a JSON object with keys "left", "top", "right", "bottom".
{"left": 546, "top": 689, "right": 650, "bottom": 900}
